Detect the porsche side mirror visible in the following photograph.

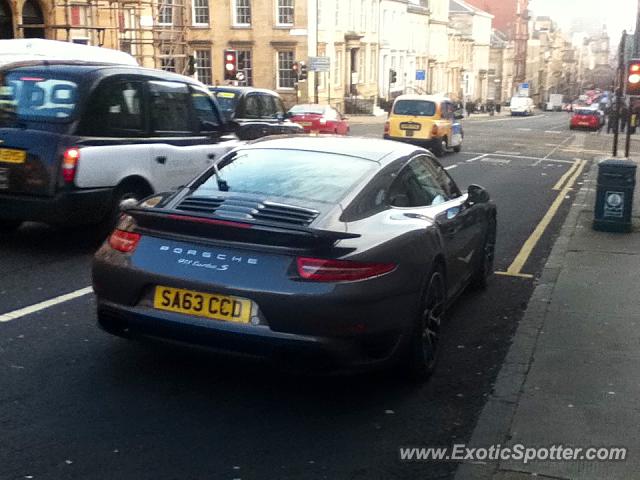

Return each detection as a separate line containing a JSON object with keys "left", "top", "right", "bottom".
{"left": 467, "top": 184, "right": 490, "bottom": 204}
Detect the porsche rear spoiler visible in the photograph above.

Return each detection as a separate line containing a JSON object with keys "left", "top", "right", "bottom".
{"left": 125, "top": 207, "right": 359, "bottom": 247}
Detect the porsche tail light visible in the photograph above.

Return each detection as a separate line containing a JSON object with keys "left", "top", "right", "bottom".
{"left": 62, "top": 147, "right": 80, "bottom": 183}
{"left": 296, "top": 257, "right": 396, "bottom": 282}
{"left": 109, "top": 229, "right": 141, "bottom": 253}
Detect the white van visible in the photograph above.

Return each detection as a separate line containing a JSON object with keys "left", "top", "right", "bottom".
{"left": 509, "top": 96, "right": 535, "bottom": 116}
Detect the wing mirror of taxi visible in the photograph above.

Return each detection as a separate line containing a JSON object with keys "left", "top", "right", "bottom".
{"left": 467, "top": 184, "right": 490, "bottom": 204}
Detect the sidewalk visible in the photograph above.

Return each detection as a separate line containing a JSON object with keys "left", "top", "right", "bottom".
{"left": 456, "top": 156, "right": 640, "bottom": 479}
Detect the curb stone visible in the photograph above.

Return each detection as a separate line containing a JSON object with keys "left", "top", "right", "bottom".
{"left": 453, "top": 158, "right": 596, "bottom": 480}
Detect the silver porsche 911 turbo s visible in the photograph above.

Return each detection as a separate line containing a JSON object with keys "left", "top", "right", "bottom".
{"left": 92, "top": 136, "right": 496, "bottom": 381}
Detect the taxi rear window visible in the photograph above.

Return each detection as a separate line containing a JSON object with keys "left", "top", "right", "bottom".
{"left": 393, "top": 100, "right": 436, "bottom": 117}
{"left": 0, "top": 72, "right": 78, "bottom": 122}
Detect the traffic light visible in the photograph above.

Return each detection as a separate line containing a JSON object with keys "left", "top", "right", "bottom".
{"left": 299, "top": 62, "right": 308, "bottom": 81}
{"left": 223, "top": 49, "right": 237, "bottom": 81}
{"left": 627, "top": 59, "right": 640, "bottom": 96}
{"left": 291, "top": 61, "right": 300, "bottom": 79}
{"left": 390, "top": 69, "right": 397, "bottom": 84}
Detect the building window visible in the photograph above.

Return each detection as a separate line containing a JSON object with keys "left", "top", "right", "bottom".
{"left": 277, "top": 51, "right": 295, "bottom": 89}
{"left": 334, "top": 49, "right": 342, "bottom": 86}
{"left": 192, "top": 0, "right": 209, "bottom": 26}
{"left": 195, "top": 49, "right": 212, "bottom": 85}
{"left": 158, "top": 0, "right": 173, "bottom": 25}
{"left": 277, "top": 0, "right": 294, "bottom": 26}
{"left": 335, "top": 0, "right": 340, "bottom": 27}
{"left": 234, "top": 0, "right": 251, "bottom": 26}
{"left": 237, "top": 49, "right": 253, "bottom": 86}
{"left": 160, "top": 48, "right": 176, "bottom": 72}
{"left": 360, "top": 0, "right": 366, "bottom": 31}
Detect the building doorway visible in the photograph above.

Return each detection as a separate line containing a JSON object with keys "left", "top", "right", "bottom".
{"left": 22, "top": 0, "right": 45, "bottom": 38}
{"left": 0, "top": 0, "right": 13, "bottom": 39}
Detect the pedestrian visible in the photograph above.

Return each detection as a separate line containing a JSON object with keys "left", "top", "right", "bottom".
{"left": 496, "top": 103, "right": 501, "bottom": 114}
{"left": 607, "top": 108, "right": 618, "bottom": 134}
{"left": 620, "top": 105, "right": 628, "bottom": 133}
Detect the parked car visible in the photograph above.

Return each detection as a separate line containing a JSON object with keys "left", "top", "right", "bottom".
{"left": 0, "top": 61, "right": 241, "bottom": 233}
{"left": 209, "top": 86, "right": 303, "bottom": 140}
{"left": 570, "top": 108, "right": 601, "bottom": 131}
{"left": 92, "top": 136, "right": 496, "bottom": 381}
{"left": 383, "top": 94, "right": 464, "bottom": 156}
{"left": 287, "top": 104, "right": 350, "bottom": 134}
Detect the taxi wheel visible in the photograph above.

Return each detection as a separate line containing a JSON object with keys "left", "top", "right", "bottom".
{"left": 433, "top": 137, "right": 448, "bottom": 157}
{"left": 453, "top": 143, "right": 462, "bottom": 153}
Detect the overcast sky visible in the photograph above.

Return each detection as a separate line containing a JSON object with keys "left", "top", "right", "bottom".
{"left": 529, "top": 0, "right": 638, "bottom": 39}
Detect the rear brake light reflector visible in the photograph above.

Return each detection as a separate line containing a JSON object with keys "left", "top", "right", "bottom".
{"left": 297, "top": 257, "right": 396, "bottom": 282}
{"left": 108, "top": 229, "right": 141, "bottom": 253}
{"left": 384, "top": 121, "right": 390, "bottom": 134}
{"left": 62, "top": 147, "right": 80, "bottom": 183}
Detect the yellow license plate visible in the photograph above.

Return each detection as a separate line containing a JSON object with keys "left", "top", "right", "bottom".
{"left": 400, "top": 122, "right": 421, "bottom": 131}
{"left": 0, "top": 148, "right": 26, "bottom": 164}
{"left": 153, "top": 286, "right": 252, "bottom": 324}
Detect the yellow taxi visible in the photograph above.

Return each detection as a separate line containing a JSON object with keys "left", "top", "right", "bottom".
{"left": 383, "top": 94, "right": 464, "bottom": 156}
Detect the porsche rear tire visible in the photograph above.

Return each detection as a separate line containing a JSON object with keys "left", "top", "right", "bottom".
{"left": 402, "top": 266, "right": 446, "bottom": 383}
{"left": 0, "top": 219, "right": 22, "bottom": 234}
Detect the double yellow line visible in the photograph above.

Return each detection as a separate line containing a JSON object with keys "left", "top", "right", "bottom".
{"left": 496, "top": 159, "right": 587, "bottom": 279}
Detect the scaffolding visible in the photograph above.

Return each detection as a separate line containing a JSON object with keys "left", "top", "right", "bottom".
{"left": 40, "top": 0, "right": 190, "bottom": 74}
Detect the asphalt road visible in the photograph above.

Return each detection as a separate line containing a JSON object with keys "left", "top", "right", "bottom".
{"left": 0, "top": 112, "right": 613, "bottom": 480}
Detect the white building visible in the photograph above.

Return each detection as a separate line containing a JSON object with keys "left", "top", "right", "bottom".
{"left": 449, "top": 0, "right": 493, "bottom": 103}
{"left": 378, "top": 0, "right": 430, "bottom": 99}
{"left": 427, "top": 0, "right": 450, "bottom": 95}
{"left": 314, "top": 0, "right": 381, "bottom": 112}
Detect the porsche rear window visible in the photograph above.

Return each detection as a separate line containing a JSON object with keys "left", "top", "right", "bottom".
{"left": 195, "top": 149, "right": 375, "bottom": 203}
{"left": 393, "top": 100, "right": 436, "bottom": 117}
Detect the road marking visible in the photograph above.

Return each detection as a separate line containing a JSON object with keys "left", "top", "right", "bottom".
{"left": 465, "top": 153, "right": 488, "bottom": 163}
{"left": 494, "top": 151, "right": 521, "bottom": 155}
{"left": 444, "top": 165, "right": 457, "bottom": 170}
{"left": 0, "top": 287, "right": 93, "bottom": 323}
{"left": 495, "top": 271, "right": 534, "bottom": 279}
{"left": 544, "top": 130, "right": 563, "bottom": 134}
{"left": 496, "top": 159, "right": 587, "bottom": 278}
{"left": 481, "top": 157, "right": 511, "bottom": 165}
{"left": 463, "top": 152, "right": 574, "bottom": 164}
{"left": 517, "top": 128, "right": 532, "bottom": 131}
{"left": 552, "top": 159, "right": 581, "bottom": 191}
{"left": 533, "top": 135, "right": 574, "bottom": 166}
{"left": 468, "top": 114, "right": 547, "bottom": 123}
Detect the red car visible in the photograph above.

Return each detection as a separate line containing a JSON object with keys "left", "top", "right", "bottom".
{"left": 570, "top": 109, "right": 600, "bottom": 131}
{"left": 287, "top": 104, "right": 350, "bottom": 135}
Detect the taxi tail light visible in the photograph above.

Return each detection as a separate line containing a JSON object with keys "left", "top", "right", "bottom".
{"left": 297, "top": 257, "right": 396, "bottom": 282}
{"left": 62, "top": 147, "right": 80, "bottom": 183}
{"left": 384, "top": 121, "right": 390, "bottom": 134}
{"left": 431, "top": 125, "right": 439, "bottom": 136}
{"left": 109, "top": 229, "right": 141, "bottom": 253}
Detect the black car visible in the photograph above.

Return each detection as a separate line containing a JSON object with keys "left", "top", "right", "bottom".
{"left": 209, "top": 86, "right": 303, "bottom": 140}
{"left": 92, "top": 136, "right": 496, "bottom": 381}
